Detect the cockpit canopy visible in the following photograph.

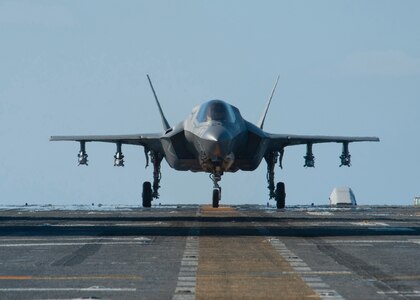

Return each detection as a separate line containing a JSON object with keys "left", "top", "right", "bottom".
{"left": 196, "top": 100, "right": 236, "bottom": 123}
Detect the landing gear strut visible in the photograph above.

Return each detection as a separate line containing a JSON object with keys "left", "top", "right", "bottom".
{"left": 340, "top": 142, "right": 351, "bottom": 167}
{"left": 151, "top": 151, "right": 164, "bottom": 199}
{"left": 210, "top": 172, "right": 222, "bottom": 208}
{"left": 142, "top": 150, "right": 164, "bottom": 208}
{"left": 265, "top": 150, "right": 286, "bottom": 209}
{"left": 77, "top": 141, "right": 88, "bottom": 166}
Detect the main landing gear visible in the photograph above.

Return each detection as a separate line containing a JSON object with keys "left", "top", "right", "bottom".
{"left": 275, "top": 182, "right": 286, "bottom": 209}
{"left": 142, "top": 181, "right": 152, "bottom": 208}
{"left": 265, "top": 150, "right": 286, "bottom": 209}
{"left": 142, "top": 150, "right": 164, "bottom": 208}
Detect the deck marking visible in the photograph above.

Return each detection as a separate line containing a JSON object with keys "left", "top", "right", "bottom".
{"left": 0, "top": 237, "right": 151, "bottom": 242}
{"left": 306, "top": 211, "right": 334, "bottom": 216}
{"left": 268, "top": 238, "right": 345, "bottom": 300}
{"left": 172, "top": 208, "right": 200, "bottom": 300}
{"left": 322, "top": 239, "right": 409, "bottom": 244}
{"left": 0, "top": 287, "right": 136, "bottom": 292}
{"left": 378, "top": 290, "right": 420, "bottom": 297}
{"left": 0, "top": 241, "right": 150, "bottom": 247}
{"left": 196, "top": 236, "right": 318, "bottom": 299}
{"left": 350, "top": 222, "right": 389, "bottom": 226}
{"left": 196, "top": 211, "right": 319, "bottom": 300}
{"left": 0, "top": 275, "right": 143, "bottom": 280}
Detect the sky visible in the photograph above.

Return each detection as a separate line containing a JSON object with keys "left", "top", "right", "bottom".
{"left": 1, "top": 0, "right": 419, "bottom": 206}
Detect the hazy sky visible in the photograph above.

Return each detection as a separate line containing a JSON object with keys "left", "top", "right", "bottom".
{"left": 1, "top": 1, "right": 419, "bottom": 206}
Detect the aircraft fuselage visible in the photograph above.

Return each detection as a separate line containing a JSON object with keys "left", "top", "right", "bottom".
{"left": 161, "top": 99, "right": 268, "bottom": 173}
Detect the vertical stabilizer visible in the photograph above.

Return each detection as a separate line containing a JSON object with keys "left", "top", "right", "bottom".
{"left": 147, "top": 75, "right": 171, "bottom": 131}
{"left": 257, "top": 75, "right": 280, "bottom": 129}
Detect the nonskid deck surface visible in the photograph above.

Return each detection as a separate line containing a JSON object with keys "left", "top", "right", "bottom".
{"left": 0, "top": 205, "right": 419, "bottom": 299}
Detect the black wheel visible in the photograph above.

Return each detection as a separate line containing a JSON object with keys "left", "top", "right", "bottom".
{"left": 212, "top": 189, "right": 220, "bottom": 208}
{"left": 142, "top": 181, "right": 152, "bottom": 208}
{"left": 275, "top": 182, "right": 286, "bottom": 209}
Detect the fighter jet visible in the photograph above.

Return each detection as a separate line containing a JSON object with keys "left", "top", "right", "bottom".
{"left": 50, "top": 75, "right": 379, "bottom": 208}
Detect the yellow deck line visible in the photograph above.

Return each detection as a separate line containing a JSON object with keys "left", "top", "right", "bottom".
{"left": 196, "top": 205, "right": 319, "bottom": 299}
{"left": 196, "top": 236, "right": 319, "bottom": 299}
{"left": 200, "top": 205, "right": 237, "bottom": 212}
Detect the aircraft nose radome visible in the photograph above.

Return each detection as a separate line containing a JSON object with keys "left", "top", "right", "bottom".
{"left": 202, "top": 126, "right": 232, "bottom": 142}
{"left": 199, "top": 127, "right": 234, "bottom": 159}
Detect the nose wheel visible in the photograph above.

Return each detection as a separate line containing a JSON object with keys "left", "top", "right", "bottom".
{"left": 212, "top": 188, "right": 221, "bottom": 208}
{"left": 210, "top": 173, "right": 222, "bottom": 208}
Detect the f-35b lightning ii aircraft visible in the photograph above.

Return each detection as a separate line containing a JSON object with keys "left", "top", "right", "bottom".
{"left": 50, "top": 75, "right": 379, "bottom": 208}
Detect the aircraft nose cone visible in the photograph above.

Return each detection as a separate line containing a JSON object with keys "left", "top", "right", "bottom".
{"left": 203, "top": 126, "right": 232, "bottom": 142}
{"left": 201, "top": 126, "right": 233, "bottom": 158}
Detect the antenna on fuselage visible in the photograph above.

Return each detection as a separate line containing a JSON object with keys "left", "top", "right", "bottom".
{"left": 147, "top": 74, "right": 171, "bottom": 131}
{"left": 257, "top": 75, "right": 280, "bottom": 130}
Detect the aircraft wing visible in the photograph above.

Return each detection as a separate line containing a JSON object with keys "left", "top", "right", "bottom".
{"left": 50, "top": 133, "right": 163, "bottom": 152}
{"left": 267, "top": 133, "right": 380, "bottom": 149}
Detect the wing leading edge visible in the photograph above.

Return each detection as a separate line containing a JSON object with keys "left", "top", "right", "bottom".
{"left": 50, "top": 134, "right": 163, "bottom": 152}
{"left": 267, "top": 133, "right": 380, "bottom": 149}
{"left": 266, "top": 133, "right": 379, "bottom": 168}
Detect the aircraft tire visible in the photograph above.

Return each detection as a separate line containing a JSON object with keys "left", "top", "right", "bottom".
{"left": 142, "top": 181, "right": 152, "bottom": 208}
{"left": 275, "top": 182, "right": 286, "bottom": 209}
{"left": 212, "top": 189, "right": 220, "bottom": 208}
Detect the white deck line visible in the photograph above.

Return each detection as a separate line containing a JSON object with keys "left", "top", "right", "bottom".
{"left": 172, "top": 209, "right": 200, "bottom": 300}
{"left": 0, "top": 287, "right": 136, "bottom": 292}
{"left": 268, "top": 238, "right": 345, "bottom": 300}
{"left": 0, "top": 241, "right": 150, "bottom": 247}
